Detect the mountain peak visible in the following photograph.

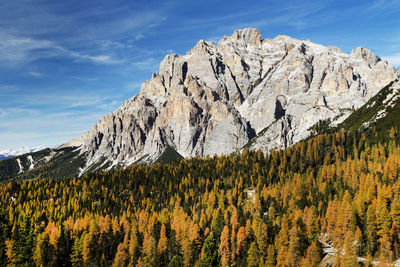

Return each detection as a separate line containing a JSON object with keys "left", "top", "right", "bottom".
{"left": 17, "top": 28, "right": 395, "bottom": 178}
{"left": 351, "top": 46, "right": 381, "bottom": 66}
{"left": 231, "top": 28, "right": 262, "bottom": 45}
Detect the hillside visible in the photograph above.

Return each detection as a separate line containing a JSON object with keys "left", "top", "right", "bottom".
{"left": 0, "top": 147, "right": 86, "bottom": 182}
{"left": 1, "top": 126, "right": 400, "bottom": 266}
{"left": 339, "top": 74, "right": 400, "bottom": 139}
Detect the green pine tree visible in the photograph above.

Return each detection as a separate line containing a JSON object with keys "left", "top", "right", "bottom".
{"left": 199, "top": 232, "right": 220, "bottom": 267}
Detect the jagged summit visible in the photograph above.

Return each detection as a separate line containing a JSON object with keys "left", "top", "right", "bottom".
{"left": 65, "top": 28, "right": 394, "bottom": 173}
{"left": 350, "top": 46, "right": 381, "bottom": 66}
{"left": 230, "top": 28, "right": 262, "bottom": 45}
{"left": 2, "top": 28, "right": 396, "bottom": 179}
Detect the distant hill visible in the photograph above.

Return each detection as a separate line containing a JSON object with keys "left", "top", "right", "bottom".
{"left": 0, "top": 155, "right": 12, "bottom": 160}
{"left": 0, "top": 146, "right": 45, "bottom": 160}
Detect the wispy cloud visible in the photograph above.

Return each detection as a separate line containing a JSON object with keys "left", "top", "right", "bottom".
{"left": 135, "top": 34, "right": 145, "bottom": 40}
{"left": 0, "top": 34, "right": 54, "bottom": 65}
{"left": 13, "top": 91, "right": 123, "bottom": 110}
{"left": 0, "top": 1, "right": 170, "bottom": 68}
{"left": 67, "top": 49, "right": 123, "bottom": 64}
{"left": 27, "top": 71, "right": 43, "bottom": 77}
{"left": 100, "top": 40, "right": 132, "bottom": 50}
{"left": 72, "top": 76, "right": 98, "bottom": 82}
{"left": 0, "top": 33, "right": 122, "bottom": 66}
{"left": 366, "top": 0, "right": 400, "bottom": 12}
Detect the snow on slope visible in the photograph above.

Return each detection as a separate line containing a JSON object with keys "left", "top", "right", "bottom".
{"left": 0, "top": 146, "right": 45, "bottom": 159}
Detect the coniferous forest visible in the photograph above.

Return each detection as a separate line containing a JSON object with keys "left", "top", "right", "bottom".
{"left": 1, "top": 127, "right": 400, "bottom": 266}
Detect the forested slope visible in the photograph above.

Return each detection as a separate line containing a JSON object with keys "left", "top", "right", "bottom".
{"left": 0, "top": 126, "right": 400, "bottom": 266}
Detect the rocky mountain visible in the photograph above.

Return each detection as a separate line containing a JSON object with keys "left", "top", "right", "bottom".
{"left": 0, "top": 28, "right": 396, "bottom": 180}
{"left": 339, "top": 69, "right": 400, "bottom": 135}
{"left": 68, "top": 28, "right": 394, "bottom": 172}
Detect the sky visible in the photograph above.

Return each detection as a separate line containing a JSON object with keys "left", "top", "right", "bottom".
{"left": 1, "top": 0, "right": 400, "bottom": 150}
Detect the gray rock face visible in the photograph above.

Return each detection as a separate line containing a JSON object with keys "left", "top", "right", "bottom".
{"left": 64, "top": 28, "right": 396, "bottom": 173}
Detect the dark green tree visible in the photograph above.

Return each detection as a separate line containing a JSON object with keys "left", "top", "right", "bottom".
{"left": 71, "top": 234, "right": 84, "bottom": 267}
{"left": 0, "top": 209, "right": 9, "bottom": 266}
{"left": 33, "top": 232, "right": 52, "bottom": 267}
{"left": 168, "top": 254, "right": 184, "bottom": 267}
{"left": 16, "top": 213, "right": 35, "bottom": 265}
{"left": 199, "top": 232, "right": 220, "bottom": 267}
{"left": 247, "top": 241, "right": 260, "bottom": 267}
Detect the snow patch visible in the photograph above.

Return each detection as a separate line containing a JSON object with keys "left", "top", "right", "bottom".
{"left": 44, "top": 151, "right": 56, "bottom": 162}
{"left": 0, "top": 145, "right": 45, "bottom": 158}
{"left": 16, "top": 159, "right": 23, "bottom": 174}
{"left": 376, "top": 107, "right": 387, "bottom": 118}
{"left": 27, "top": 155, "right": 34, "bottom": 169}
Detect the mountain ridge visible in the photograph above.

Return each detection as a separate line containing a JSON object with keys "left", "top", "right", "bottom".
{"left": 0, "top": 28, "right": 396, "bottom": 180}
{"left": 68, "top": 28, "right": 394, "bottom": 174}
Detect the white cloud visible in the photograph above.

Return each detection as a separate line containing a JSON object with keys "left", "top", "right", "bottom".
{"left": 71, "top": 76, "right": 98, "bottom": 82}
{"left": 135, "top": 33, "right": 145, "bottom": 40}
{"left": 99, "top": 40, "right": 133, "bottom": 50}
{"left": 0, "top": 34, "right": 54, "bottom": 65}
{"left": 67, "top": 50, "right": 123, "bottom": 64}
{"left": 27, "top": 71, "right": 42, "bottom": 77}
{"left": 0, "top": 33, "right": 122, "bottom": 66}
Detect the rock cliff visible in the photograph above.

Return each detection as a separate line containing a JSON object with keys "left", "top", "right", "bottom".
{"left": 63, "top": 28, "right": 396, "bottom": 173}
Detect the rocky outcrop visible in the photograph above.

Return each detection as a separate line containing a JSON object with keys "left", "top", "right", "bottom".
{"left": 64, "top": 28, "right": 396, "bottom": 173}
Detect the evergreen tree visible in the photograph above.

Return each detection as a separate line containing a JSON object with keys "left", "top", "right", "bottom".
{"left": 247, "top": 241, "right": 260, "bottom": 267}
{"left": 0, "top": 209, "right": 9, "bottom": 266}
{"left": 71, "top": 234, "right": 84, "bottom": 266}
{"left": 33, "top": 232, "right": 52, "bottom": 267}
{"left": 16, "top": 213, "right": 35, "bottom": 265}
{"left": 199, "top": 232, "right": 219, "bottom": 267}
{"left": 168, "top": 255, "right": 183, "bottom": 267}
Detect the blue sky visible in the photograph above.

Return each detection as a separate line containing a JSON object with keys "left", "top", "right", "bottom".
{"left": 1, "top": 0, "right": 399, "bottom": 149}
